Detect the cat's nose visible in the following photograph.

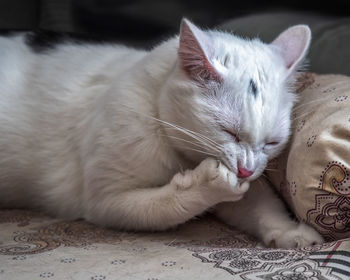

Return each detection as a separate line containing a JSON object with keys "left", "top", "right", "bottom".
{"left": 237, "top": 166, "right": 254, "bottom": 178}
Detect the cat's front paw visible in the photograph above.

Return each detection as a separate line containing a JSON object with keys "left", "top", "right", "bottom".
{"left": 264, "top": 223, "right": 324, "bottom": 248}
{"left": 196, "top": 158, "right": 249, "bottom": 201}
{"left": 171, "top": 169, "right": 197, "bottom": 190}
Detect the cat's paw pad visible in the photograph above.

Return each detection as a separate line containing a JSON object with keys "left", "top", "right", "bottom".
{"left": 265, "top": 223, "right": 324, "bottom": 248}
{"left": 194, "top": 157, "right": 220, "bottom": 181}
{"left": 204, "top": 159, "right": 248, "bottom": 197}
{"left": 236, "top": 181, "right": 250, "bottom": 195}
{"left": 283, "top": 223, "right": 324, "bottom": 248}
{"left": 204, "top": 159, "right": 237, "bottom": 188}
{"left": 191, "top": 158, "right": 248, "bottom": 201}
{"left": 171, "top": 170, "right": 196, "bottom": 190}
{"left": 172, "top": 157, "right": 219, "bottom": 189}
{"left": 211, "top": 164, "right": 250, "bottom": 197}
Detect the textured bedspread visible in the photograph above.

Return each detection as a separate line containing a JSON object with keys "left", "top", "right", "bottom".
{"left": 0, "top": 210, "right": 349, "bottom": 279}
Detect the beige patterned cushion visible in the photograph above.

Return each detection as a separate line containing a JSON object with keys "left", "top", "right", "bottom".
{"left": 1, "top": 210, "right": 349, "bottom": 279}
{"left": 267, "top": 73, "right": 350, "bottom": 241}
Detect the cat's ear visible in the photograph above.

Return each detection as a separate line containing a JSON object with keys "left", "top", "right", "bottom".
{"left": 271, "top": 25, "right": 311, "bottom": 75}
{"left": 178, "top": 18, "right": 221, "bottom": 83}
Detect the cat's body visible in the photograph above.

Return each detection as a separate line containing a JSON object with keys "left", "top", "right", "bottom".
{"left": 0, "top": 35, "right": 175, "bottom": 216}
{"left": 0, "top": 20, "right": 323, "bottom": 247}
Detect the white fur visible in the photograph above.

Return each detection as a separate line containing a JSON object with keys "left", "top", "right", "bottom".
{"left": 0, "top": 21, "right": 323, "bottom": 247}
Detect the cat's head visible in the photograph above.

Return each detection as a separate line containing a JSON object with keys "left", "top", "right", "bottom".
{"left": 160, "top": 19, "right": 311, "bottom": 181}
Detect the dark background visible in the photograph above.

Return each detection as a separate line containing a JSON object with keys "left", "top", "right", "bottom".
{"left": 1, "top": 0, "right": 350, "bottom": 47}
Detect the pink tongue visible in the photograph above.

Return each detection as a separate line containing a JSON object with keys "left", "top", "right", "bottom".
{"left": 238, "top": 167, "right": 253, "bottom": 178}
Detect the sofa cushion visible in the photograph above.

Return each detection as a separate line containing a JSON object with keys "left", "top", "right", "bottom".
{"left": 220, "top": 12, "right": 350, "bottom": 76}
{"left": 266, "top": 73, "right": 350, "bottom": 241}
{"left": 0, "top": 209, "right": 349, "bottom": 279}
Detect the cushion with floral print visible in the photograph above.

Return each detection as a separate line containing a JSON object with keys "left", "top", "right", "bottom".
{"left": 266, "top": 73, "right": 350, "bottom": 241}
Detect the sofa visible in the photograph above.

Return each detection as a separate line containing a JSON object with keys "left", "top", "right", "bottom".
{"left": 1, "top": 3, "right": 350, "bottom": 280}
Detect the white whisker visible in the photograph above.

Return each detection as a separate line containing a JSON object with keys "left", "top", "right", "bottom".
{"left": 264, "top": 168, "right": 279, "bottom": 172}
{"left": 162, "top": 126, "right": 222, "bottom": 153}
{"left": 292, "top": 110, "right": 314, "bottom": 122}
{"left": 172, "top": 146, "right": 219, "bottom": 157}
{"left": 292, "top": 96, "right": 329, "bottom": 113}
{"left": 256, "top": 177, "right": 265, "bottom": 187}
{"left": 260, "top": 173, "right": 269, "bottom": 180}
{"left": 122, "top": 107, "right": 224, "bottom": 152}
{"left": 155, "top": 119, "right": 223, "bottom": 149}
{"left": 159, "top": 134, "right": 222, "bottom": 155}
{"left": 160, "top": 141, "right": 219, "bottom": 157}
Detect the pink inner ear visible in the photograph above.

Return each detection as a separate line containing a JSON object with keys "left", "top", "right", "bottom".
{"left": 272, "top": 25, "right": 311, "bottom": 71}
{"left": 276, "top": 38, "right": 302, "bottom": 69}
{"left": 178, "top": 20, "right": 222, "bottom": 83}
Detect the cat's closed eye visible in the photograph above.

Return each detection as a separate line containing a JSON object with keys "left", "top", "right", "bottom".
{"left": 222, "top": 129, "right": 240, "bottom": 142}
{"left": 264, "top": 141, "right": 280, "bottom": 150}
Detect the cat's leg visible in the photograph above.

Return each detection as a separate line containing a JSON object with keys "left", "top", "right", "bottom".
{"left": 215, "top": 177, "right": 324, "bottom": 248}
{"left": 84, "top": 158, "right": 250, "bottom": 231}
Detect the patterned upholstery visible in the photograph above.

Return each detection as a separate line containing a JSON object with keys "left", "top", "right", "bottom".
{"left": 1, "top": 210, "right": 349, "bottom": 279}
{"left": 267, "top": 73, "right": 350, "bottom": 241}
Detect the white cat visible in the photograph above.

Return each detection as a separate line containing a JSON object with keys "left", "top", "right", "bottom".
{"left": 0, "top": 19, "right": 323, "bottom": 248}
